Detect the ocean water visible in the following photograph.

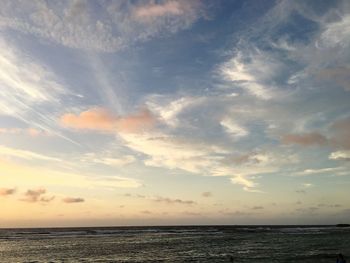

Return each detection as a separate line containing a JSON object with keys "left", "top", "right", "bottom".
{"left": 0, "top": 225, "right": 349, "bottom": 262}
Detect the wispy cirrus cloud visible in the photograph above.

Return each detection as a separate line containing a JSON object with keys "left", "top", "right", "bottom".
{"left": 81, "top": 153, "right": 136, "bottom": 167}
{"left": 217, "top": 49, "right": 282, "bottom": 100}
{"left": 0, "top": 158, "right": 142, "bottom": 190}
{"left": 294, "top": 167, "right": 348, "bottom": 176}
{"left": 0, "top": 145, "right": 61, "bottom": 162}
{"left": 0, "top": 39, "right": 66, "bottom": 116}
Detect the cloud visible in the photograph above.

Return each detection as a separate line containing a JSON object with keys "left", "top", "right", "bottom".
{"left": 296, "top": 206, "right": 319, "bottom": 213}
{"left": 119, "top": 127, "right": 300, "bottom": 191}
{"left": 81, "top": 153, "right": 136, "bottom": 167}
{"left": 62, "top": 197, "right": 85, "bottom": 203}
{"left": 153, "top": 196, "right": 196, "bottom": 205}
{"left": 0, "top": 145, "right": 62, "bottom": 162}
{"left": 252, "top": 206, "right": 264, "bottom": 210}
{"left": 220, "top": 117, "right": 249, "bottom": 139}
{"left": 281, "top": 132, "right": 328, "bottom": 146}
{"left": 146, "top": 96, "right": 204, "bottom": 127}
{"left": 140, "top": 210, "right": 152, "bottom": 214}
{"left": 294, "top": 167, "right": 347, "bottom": 176}
{"left": 133, "top": 0, "right": 197, "bottom": 20}
{"left": 0, "top": 188, "right": 16, "bottom": 196}
{"left": 20, "top": 188, "right": 54, "bottom": 203}
{"left": 330, "top": 117, "right": 350, "bottom": 149}
{"left": 218, "top": 49, "right": 281, "bottom": 100}
{"left": 280, "top": 118, "right": 350, "bottom": 150}
{"left": 318, "top": 15, "right": 350, "bottom": 49}
{"left": 60, "top": 108, "right": 156, "bottom": 133}
{"left": 0, "top": 159, "right": 142, "bottom": 190}
{"left": 202, "top": 191, "right": 212, "bottom": 198}
{"left": 302, "top": 183, "right": 313, "bottom": 188}
{"left": 0, "top": 128, "right": 48, "bottom": 137}
{"left": 0, "top": 0, "right": 207, "bottom": 52}
{"left": 119, "top": 131, "right": 225, "bottom": 174}
{"left": 0, "top": 39, "right": 66, "bottom": 116}
{"left": 317, "top": 67, "right": 350, "bottom": 91}
{"left": 317, "top": 203, "right": 342, "bottom": 208}
{"left": 125, "top": 193, "right": 196, "bottom": 205}
{"left": 329, "top": 150, "right": 350, "bottom": 161}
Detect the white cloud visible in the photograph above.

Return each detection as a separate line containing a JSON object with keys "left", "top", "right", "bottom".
{"left": 146, "top": 96, "right": 204, "bottom": 127}
{"left": 220, "top": 117, "right": 249, "bottom": 139}
{"left": 83, "top": 154, "right": 136, "bottom": 167}
{"left": 294, "top": 167, "right": 348, "bottom": 176}
{"left": 302, "top": 183, "right": 313, "bottom": 188}
{"left": 119, "top": 130, "right": 298, "bottom": 190}
{"left": 329, "top": 150, "right": 350, "bottom": 161}
{"left": 318, "top": 15, "right": 350, "bottom": 48}
{"left": 119, "top": 131, "right": 225, "bottom": 174}
{"left": 218, "top": 50, "right": 280, "bottom": 100}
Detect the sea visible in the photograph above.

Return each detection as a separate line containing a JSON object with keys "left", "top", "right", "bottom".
{"left": 0, "top": 225, "right": 349, "bottom": 262}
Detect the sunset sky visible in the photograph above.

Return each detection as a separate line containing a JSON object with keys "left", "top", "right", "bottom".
{"left": 0, "top": 0, "right": 350, "bottom": 227}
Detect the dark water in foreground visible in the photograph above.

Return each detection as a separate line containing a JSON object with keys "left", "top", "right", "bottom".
{"left": 0, "top": 225, "right": 349, "bottom": 262}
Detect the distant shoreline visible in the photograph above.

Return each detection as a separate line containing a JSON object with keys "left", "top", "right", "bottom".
{"left": 1, "top": 224, "right": 348, "bottom": 230}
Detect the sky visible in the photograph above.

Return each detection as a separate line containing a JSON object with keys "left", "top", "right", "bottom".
{"left": 0, "top": 0, "right": 350, "bottom": 227}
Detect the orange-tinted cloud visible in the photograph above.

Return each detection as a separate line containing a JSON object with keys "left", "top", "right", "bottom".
{"left": 330, "top": 117, "right": 350, "bottom": 149}
{"left": 281, "top": 118, "right": 350, "bottom": 149}
{"left": 133, "top": 0, "right": 200, "bottom": 20}
{"left": 318, "top": 67, "right": 350, "bottom": 91}
{"left": 281, "top": 132, "right": 328, "bottom": 146}
{"left": 62, "top": 197, "right": 85, "bottom": 203}
{"left": 60, "top": 107, "right": 155, "bottom": 133}
{"left": 0, "top": 188, "right": 16, "bottom": 196}
{"left": 0, "top": 128, "right": 46, "bottom": 137}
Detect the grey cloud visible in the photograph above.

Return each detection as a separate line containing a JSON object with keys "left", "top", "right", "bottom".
{"left": 202, "top": 191, "right": 212, "bottom": 197}
{"left": 62, "top": 197, "right": 85, "bottom": 203}
{"left": 0, "top": 188, "right": 16, "bottom": 196}
{"left": 21, "top": 188, "right": 54, "bottom": 203}
{"left": 296, "top": 206, "right": 319, "bottom": 213}
{"left": 318, "top": 203, "right": 342, "bottom": 208}
{"left": 183, "top": 211, "right": 201, "bottom": 216}
{"left": 282, "top": 133, "right": 328, "bottom": 146}
{"left": 125, "top": 193, "right": 196, "bottom": 205}
{"left": 153, "top": 196, "right": 196, "bottom": 205}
